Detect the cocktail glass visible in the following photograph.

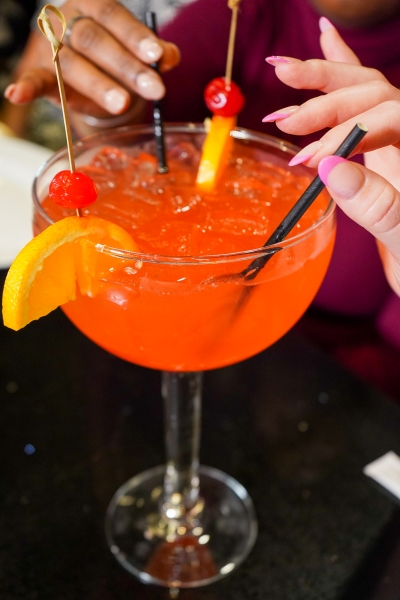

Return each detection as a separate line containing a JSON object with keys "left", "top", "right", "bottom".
{"left": 32, "top": 124, "right": 336, "bottom": 588}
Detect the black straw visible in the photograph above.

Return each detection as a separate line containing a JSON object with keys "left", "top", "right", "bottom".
{"left": 145, "top": 11, "right": 168, "bottom": 174}
{"left": 242, "top": 122, "right": 368, "bottom": 281}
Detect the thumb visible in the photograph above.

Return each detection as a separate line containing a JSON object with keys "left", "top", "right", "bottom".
{"left": 4, "top": 68, "right": 58, "bottom": 104}
{"left": 319, "top": 17, "right": 361, "bottom": 65}
{"left": 318, "top": 156, "right": 400, "bottom": 293}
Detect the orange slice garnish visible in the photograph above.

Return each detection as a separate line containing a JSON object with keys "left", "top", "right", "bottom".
{"left": 196, "top": 115, "right": 236, "bottom": 192}
{"left": 2, "top": 216, "right": 137, "bottom": 331}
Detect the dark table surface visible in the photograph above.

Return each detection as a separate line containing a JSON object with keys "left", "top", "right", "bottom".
{"left": 1, "top": 268, "right": 400, "bottom": 600}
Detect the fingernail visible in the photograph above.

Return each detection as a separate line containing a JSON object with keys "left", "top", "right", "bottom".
{"left": 318, "top": 156, "right": 365, "bottom": 198}
{"left": 265, "top": 56, "right": 290, "bottom": 65}
{"left": 138, "top": 37, "right": 163, "bottom": 62}
{"left": 4, "top": 84, "right": 16, "bottom": 100}
{"left": 137, "top": 72, "right": 165, "bottom": 100}
{"left": 262, "top": 112, "right": 291, "bottom": 123}
{"left": 288, "top": 154, "right": 313, "bottom": 167}
{"left": 319, "top": 16, "right": 335, "bottom": 32}
{"left": 104, "top": 88, "right": 129, "bottom": 113}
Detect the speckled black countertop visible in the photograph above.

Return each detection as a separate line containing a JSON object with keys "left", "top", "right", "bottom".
{"left": 1, "top": 269, "right": 400, "bottom": 600}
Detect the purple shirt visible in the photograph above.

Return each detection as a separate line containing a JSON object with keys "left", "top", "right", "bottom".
{"left": 160, "top": 0, "right": 400, "bottom": 328}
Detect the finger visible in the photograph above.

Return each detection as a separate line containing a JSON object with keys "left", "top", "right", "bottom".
{"left": 3, "top": 68, "right": 134, "bottom": 118}
{"left": 319, "top": 17, "right": 361, "bottom": 65}
{"left": 58, "top": 46, "right": 134, "bottom": 113}
{"left": 4, "top": 56, "right": 136, "bottom": 117}
{"left": 285, "top": 100, "right": 400, "bottom": 168}
{"left": 4, "top": 68, "right": 58, "bottom": 104}
{"left": 318, "top": 156, "right": 400, "bottom": 292}
{"left": 4, "top": 29, "right": 132, "bottom": 112}
{"left": 268, "top": 57, "right": 387, "bottom": 94}
{"left": 159, "top": 42, "right": 181, "bottom": 73}
{"left": 77, "top": 0, "right": 180, "bottom": 68}
{"left": 270, "top": 80, "right": 400, "bottom": 135}
{"left": 65, "top": 17, "right": 165, "bottom": 100}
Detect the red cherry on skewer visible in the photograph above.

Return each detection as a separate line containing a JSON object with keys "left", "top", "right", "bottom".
{"left": 49, "top": 170, "right": 98, "bottom": 209}
{"left": 204, "top": 77, "right": 245, "bottom": 117}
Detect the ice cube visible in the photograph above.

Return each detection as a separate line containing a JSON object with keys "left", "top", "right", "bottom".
{"left": 92, "top": 147, "right": 133, "bottom": 170}
{"left": 167, "top": 142, "right": 201, "bottom": 170}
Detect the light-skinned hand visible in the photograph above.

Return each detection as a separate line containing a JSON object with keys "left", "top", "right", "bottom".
{"left": 264, "top": 17, "right": 400, "bottom": 295}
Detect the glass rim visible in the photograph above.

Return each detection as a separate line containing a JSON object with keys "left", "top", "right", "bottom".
{"left": 32, "top": 123, "right": 335, "bottom": 266}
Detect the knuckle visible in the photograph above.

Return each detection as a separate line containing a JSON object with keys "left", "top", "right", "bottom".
{"left": 368, "top": 79, "right": 392, "bottom": 100}
{"left": 366, "top": 67, "right": 387, "bottom": 82}
{"left": 381, "top": 99, "right": 400, "bottom": 119}
{"left": 366, "top": 181, "right": 400, "bottom": 233}
{"left": 306, "top": 59, "right": 330, "bottom": 89}
{"left": 75, "top": 21, "right": 104, "bottom": 51}
{"left": 97, "top": 0, "right": 121, "bottom": 21}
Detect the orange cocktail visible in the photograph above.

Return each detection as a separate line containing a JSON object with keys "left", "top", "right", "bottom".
{"left": 33, "top": 125, "right": 335, "bottom": 372}
{"left": 32, "top": 124, "right": 336, "bottom": 588}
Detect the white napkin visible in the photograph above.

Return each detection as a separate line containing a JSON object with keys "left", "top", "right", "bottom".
{"left": 363, "top": 451, "right": 400, "bottom": 500}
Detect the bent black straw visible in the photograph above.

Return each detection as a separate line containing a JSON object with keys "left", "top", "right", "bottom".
{"left": 243, "top": 122, "right": 368, "bottom": 281}
{"left": 145, "top": 11, "right": 168, "bottom": 174}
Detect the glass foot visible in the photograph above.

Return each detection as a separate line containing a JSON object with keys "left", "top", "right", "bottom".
{"left": 105, "top": 465, "right": 257, "bottom": 588}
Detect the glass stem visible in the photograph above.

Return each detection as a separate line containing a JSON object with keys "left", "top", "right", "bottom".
{"left": 162, "top": 371, "right": 202, "bottom": 519}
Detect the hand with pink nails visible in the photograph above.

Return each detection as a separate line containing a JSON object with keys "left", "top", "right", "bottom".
{"left": 3, "top": 0, "right": 180, "bottom": 132}
{"left": 265, "top": 17, "right": 400, "bottom": 178}
{"left": 263, "top": 17, "right": 400, "bottom": 294}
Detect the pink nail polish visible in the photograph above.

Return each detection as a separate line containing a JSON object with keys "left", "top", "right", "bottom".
{"left": 319, "top": 16, "right": 335, "bottom": 33}
{"left": 262, "top": 112, "right": 291, "bottom": 123}
{"left": 265, "top": 56, "right": 290, "bottom": 65}
{"left": 288, "top": 154, "right": 313, "bottom": 167}
{"left": 318, "top": 156, "right": 347, "bottom": 185}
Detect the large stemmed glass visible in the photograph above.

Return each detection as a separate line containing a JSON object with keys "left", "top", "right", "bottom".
{"left": 32, "top": 124, "right": 336, "bottom": 588}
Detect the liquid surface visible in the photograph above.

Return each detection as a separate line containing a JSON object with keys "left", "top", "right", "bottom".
{"left": 42, "top": 143, "right": 328, "bottom": 257}
{"left": 37, "top": 140, "right": 335, "bottom": 371}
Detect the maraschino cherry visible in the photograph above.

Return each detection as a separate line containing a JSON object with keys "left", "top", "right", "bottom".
{"left": 204, "top": 77, "right": 245, "bottom": 117}
{"left": 49, "top": 170, "right": 98, "bottom": 209}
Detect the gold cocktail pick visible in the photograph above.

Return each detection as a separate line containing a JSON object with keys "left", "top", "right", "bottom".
{"left": 225, "top": 0, "right": 242, "bottom": 85}
{"left": 37, "top": 4, "right": 82, "bottom": 217}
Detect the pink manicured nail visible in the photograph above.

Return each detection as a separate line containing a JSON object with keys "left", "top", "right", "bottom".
{"left": 319, "top": 16, "right": 335, "bottom": 33}
{"left": 318, "top": 156, "right": 347, "bottom": 185}
{"left": 288, "top": 154, "right": 313, "bottom": 167}
{"left": 265, "top": 56, "right": 290, "bottom": 65}
{"left": 318, "top": 156, "right": 365, "bottom": 198}
{"left": 262, "top": 112, "right": 291, "bottom": 123}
